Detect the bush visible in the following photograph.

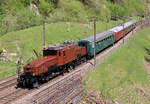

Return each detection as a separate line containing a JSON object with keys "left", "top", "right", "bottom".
{"left": 49, "top": 0, "right": 85, "bottom": 22}
{"left": 0, "top": 49, "right": 3, "bottom": 55}
{"left": 107, "top": 0, "right": 146, "bottom": 19}
{"left": 0, "top": 8, "right": 42, "bottom": 36}
{"left": 16, "top": 8, "right": 42, "bottom": 30}
{"left": 0, "top": 13, "right": 18, "bottom": 35}
{"left": 38, "top": 0, "right": 52, "bottom": 17}
{"left": 20, "top": 0, "right": 31, "bottom": 6}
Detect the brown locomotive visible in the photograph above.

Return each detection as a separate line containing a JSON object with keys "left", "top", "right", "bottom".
{"left": 18, "top": 42, "right": 86, "bottom": 87}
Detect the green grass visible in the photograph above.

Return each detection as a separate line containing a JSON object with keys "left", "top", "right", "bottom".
{"left": 0, "top": 20, "right": 123, "bottom": 80}
{"left": 85, "top": 27, "right": 150, "bottom": 103}
{"left": 0, "top": 62, "right": 17, "bottom": 80}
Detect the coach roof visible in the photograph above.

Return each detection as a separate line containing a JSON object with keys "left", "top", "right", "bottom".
{"left": 80, "top": 30, "right": 114, "bottom": 42}
{"left": 110, "top": 25, "right": 124, "bottom": 32}
{"left": 124, "top": 20, "right": 136, "bottom": 28}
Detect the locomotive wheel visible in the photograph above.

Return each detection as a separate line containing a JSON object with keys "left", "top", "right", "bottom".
{"left": 62, "top": 69, "right": 66, "bottom": 76}
{"left": 46, "top": 76, "right": 50, "bottom": 81}
{"left": 42, "top": 77, "right": 46, "bottom": 83}
{"left": 69, "top": 65, "right": 73, "bottom": 70}
{"left": 66, "top": 68, "right": 70, "bottom": 73}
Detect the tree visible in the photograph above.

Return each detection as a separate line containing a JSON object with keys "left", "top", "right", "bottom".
{"left": 20, "top": 0, "right": 31, "bottom": 6}
{"left": 38, "top": 0, "right": 51, "bottom": 17}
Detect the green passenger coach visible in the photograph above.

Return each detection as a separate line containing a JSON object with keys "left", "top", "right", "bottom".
{"left": 78, "top": 31, "right": 115, "bottom": 57}
{"left": 124, "top": 20, "right": 136, "bottom": 33}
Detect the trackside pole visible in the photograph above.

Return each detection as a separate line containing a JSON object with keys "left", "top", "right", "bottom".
{"left": 17, "top": 56, "right": 22, "bottom": 80}
{"left": 94, "top": 19, "right": 96, "bottom": 67}
{"left": 43, "top": 19, "right": 46, "bottom": 50}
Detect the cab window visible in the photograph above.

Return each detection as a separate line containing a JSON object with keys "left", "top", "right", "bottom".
{"left": 59, "top": 51, "right": 61, "bottom": 56}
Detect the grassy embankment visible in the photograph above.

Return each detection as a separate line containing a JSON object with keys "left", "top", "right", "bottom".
{"left": 0, "top": 20, "right": 123, "bottom": 80}
{"left": 84, "top": 27, "right": 150, "bottom": 103}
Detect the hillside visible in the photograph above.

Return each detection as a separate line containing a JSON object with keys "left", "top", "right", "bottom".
{"left": 0, "top": 0, "right": 149, "bottom": 36}
{"left": 0, "top": 0, "right": 150, "bottom": 102}
{"left": 82, "top": 27, "right": 150, "bottom": 103}
{"left": 0, "top": 20, "right": 124, "bottom": 79}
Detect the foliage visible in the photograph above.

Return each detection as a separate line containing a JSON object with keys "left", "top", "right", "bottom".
{"left": 20, "top": 0, "right": 31, "bottom": 6}
{"left": 79, "top": 0, "right": 110, "bottom": 19}
{"left": 55, "top": 0, "right": 87, "bottom": 21}
{"left": 0, "top": 49, "right": 3, "bottom": 55}
{"left": 15, "top": 8, "right": 42, "bottom": 29}
{"left": 0, "top": 8, "right": 42, "bottom": 36}
{"left": 0, "top": 0, "right": 148, "bottom": 36}
{"left": 38, "top": 0, "right": 52, "bottom": 17}
{"left": 145, "top": 47, "right": 150, "bottom": 62}
{"left": 4, "top": 0, "right": 25, "bottom": 15}
{"left": 0, "top": 13, "right": 17, "bottom": 35}
{"left": 107, "top": 0, "right": 146, "bottom": 19}
{"left": 0, "top": 0, "right": 6, "bottom": 26}
{"left": 107, "top": 2, "right": 127, "bottom": 19}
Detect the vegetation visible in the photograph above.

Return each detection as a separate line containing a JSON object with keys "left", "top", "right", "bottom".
{"left": 0, "top": 49, "right": 2, "bottom": 55}
{"left": 0, "top": 0, "right": 149, "bottom": 36}
{"left": 0, "top": 1, "right": 150, "bottom": 103}
{"left": 145, "top": 47, "right": 150, "bottom": 62}
{"left": 0, "top": 62, "right": 17, "bottom": 80}
{"left": 84, "top": 27, "right": 150, "bottom": 103}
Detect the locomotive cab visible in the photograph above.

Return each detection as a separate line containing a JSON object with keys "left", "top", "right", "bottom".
{"left": 24, "top": 64, "right": 33, "bottom": 75}
{"left": 43, "top": 49, "right": 57, "bottom": 56}
{"left": 78, "top": 41, "right": 88, "bottom": 51}
{"left": 17, "top": 42, "right": 86, "bottom": 88}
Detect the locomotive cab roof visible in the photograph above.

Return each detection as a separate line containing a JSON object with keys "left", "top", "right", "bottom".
{"left": 44, "top": 41, "right": 75, "bottom": 51}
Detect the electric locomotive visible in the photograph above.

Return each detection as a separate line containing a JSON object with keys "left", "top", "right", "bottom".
{"left": 17, "top": 42, "right": 86, "bottom": 88}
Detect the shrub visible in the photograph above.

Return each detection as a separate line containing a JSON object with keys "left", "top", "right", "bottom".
{"left": 20, "top": 0, "right": 31, "bottom": 6}
{"left": 0, "top": 13, "right": 18, "bottom": 35}
{"left": 52, "top": 0, "right": 89, "bottom": 22}
{"left": 0, "top": 8, "right": 42, "bottom": 36}
{"left": 16, "top": 8, "right": 42, "bottom": 30}
{"left": 38, "top": 0, "right": 52, "bottom": 17}
{"left": 0, "top": 49, "right": 3, "bottom": 55}
{"left": 107, "top": 0, "right": 146, "bottom": 19}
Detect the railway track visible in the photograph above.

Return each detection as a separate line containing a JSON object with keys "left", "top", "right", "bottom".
{"left": 0, "top": 78, "right": 17, "bottom": 91}
{"left": 0, "top": 88, "right": 29, "bottom": 104}
{"left": 0, "top": 75, "right": 27, "bottom": 104}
